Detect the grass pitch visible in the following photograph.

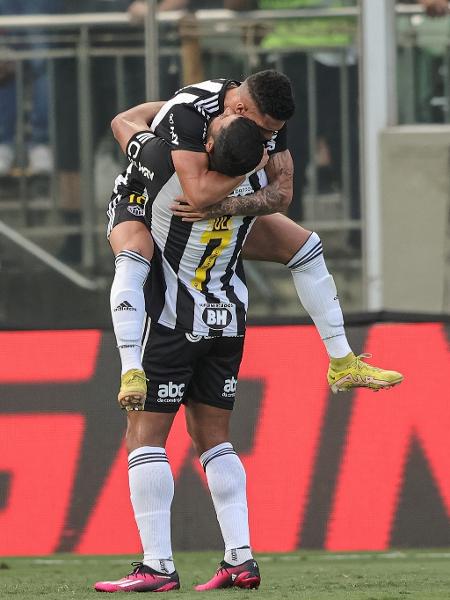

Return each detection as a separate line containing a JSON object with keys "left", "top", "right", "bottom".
{"left": 1, "top": 550, "right": 449, "bottom": 599}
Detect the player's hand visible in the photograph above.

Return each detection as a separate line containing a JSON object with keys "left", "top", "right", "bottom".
{"left": 170, "top": 199, "right": 207, "bottom": 222}
{"left": 253, "top": 147, "right": 269, "bottom": 174}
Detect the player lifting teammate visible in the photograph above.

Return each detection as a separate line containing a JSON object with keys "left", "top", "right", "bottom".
{"left": 107, "top": 70, "right": 403, "bottom": 412}
{"left": 95, "top": 108, "right": 267, "bottom": 592}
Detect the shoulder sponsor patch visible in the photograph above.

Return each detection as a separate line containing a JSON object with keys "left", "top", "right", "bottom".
{"left": 127, "top": 205, "right": 145, "bottom": 217}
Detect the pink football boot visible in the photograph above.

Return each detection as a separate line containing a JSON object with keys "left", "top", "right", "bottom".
{"left": 94, "top": 562, "right": 180, "bottom": 592}
{"left": 195, "top": 559, "right": 260, "bottom": 591}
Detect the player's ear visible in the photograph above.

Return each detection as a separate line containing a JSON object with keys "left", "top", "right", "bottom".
{"left": 205, "top": 138, "right": 214, "bottom": 153}
{"left": 234, "top": 101, "right": 245, "bottom": 115}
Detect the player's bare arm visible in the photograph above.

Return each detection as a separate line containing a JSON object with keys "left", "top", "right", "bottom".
{"left": 171, "top": 150, "right": 245, "bottom": 209}
{"left": 172, "top": 149, "right": 293, "bottom": 220}
{"left": 172, "top": 109, "right": 269, "bottom": 214}
{"left": 111, "top": 101, "right": 166, "bottom": 153}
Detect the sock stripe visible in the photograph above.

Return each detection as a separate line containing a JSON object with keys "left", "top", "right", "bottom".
{"left": 116, "top": 250, "right": 151, "bottom": 269}
{"left": 128, "top": 453, "right": 168, "bottom": 465}
{"left": 290, "top": 239, "right": 323, "bottom": 268}
{"left": 288, "top": 241, "right": 323, "bottom": 270}
{"left": 128, "top": 452, "right": 168, "bottom": 469}
{"left": 128, "top": 454, "right": 168, "bottom": 465}
{"left": 293, "top": 246, "right": 323, "bottom": 269}
{"left": 128, "top": 458, "right": 169, "bottom": 470}
{"left": 117, "top": 249, "right": 151, "bottom": 264}
{"left": 202, "top": 449, "right": 237, "bottom": 471}
{"left": 129, "top": 452, "right": 167, "bottom": 464}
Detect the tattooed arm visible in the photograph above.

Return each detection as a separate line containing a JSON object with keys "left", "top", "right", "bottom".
{"left": 171, "top": 150, "right": 294, "bottom": 220}
{"left": 199, "top": 180, "right": 287, "bottom": 218}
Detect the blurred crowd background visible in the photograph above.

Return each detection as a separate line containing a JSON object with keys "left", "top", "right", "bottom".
{"left": 0, "top": 0, "right": 449, "bottom": 328}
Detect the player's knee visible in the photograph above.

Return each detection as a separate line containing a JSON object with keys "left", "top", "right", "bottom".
{"left": 189, "top": 431, "right": 229, "bottom": 456}
{"left": 120, "top": 245, "right": 145, "bottom": 257}
{"left": 186, "top": 420, "right": 203, "bottom": 454}
{"left": 120, "top": 237, "right": 154, "bottom": 262}
{"left": 110, "top": 222, "right": 154, "bottom": 261}
{"left": 125, "top": 425, "right": 139, "bottom": 454}
{"left": 125, "top": 418, "right": 162, "bottom": 453}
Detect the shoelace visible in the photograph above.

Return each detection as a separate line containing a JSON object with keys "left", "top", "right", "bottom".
{"left": 216, "top": 561, "right": 230, "bottom": 576}
{"left": 128, "top": 562, "right": 172, "bottom": 579}
{"left": 353, "top": 353, "right": 385, "bottom": 373}
{"left": 126, "top": 372, "right": 147, "bottom": 384}
{"left": 129, "top": 561, "right": 145, "bottom": 576}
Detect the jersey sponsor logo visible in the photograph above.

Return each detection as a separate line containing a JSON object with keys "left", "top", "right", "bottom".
{"left": 222, "top": 376, "right": 237, "bottom": 397}
{"left": 127, "top": 140, "right": 141, "bottom": 160}
{"left": 229, "top": 181, "right": 254, "bottom": 197}
{"left": 157, "top": 381, "right": 185, "bottom": 403}
{"left": 201, "top": 303, "right": 233, "bottom": 330}
{"left": 127, "top": 205, "right": 145, "bottom": 217}
{"left": 135, "top": 161, "right": 154, "bottom": 181}
{"left": 127, "top": 133, "right": 155, "bottom": 161}
{"left": 185, "top": 333, "right": 203, "bottom": 343}
{"left": 266, "top": 138, "right": 276, "bottom": 152}
{"left": 169, "top": 113, "right": 179, "bottom": 146}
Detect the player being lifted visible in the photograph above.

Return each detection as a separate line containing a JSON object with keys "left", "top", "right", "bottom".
{"left": 107, "top": 70, "right": 402, "bottom": 411}
{"left": 96, "top": 107, "right": 267, "bottom": 592}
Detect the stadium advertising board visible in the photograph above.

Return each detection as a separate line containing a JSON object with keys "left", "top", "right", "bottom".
{"left": 0, "top": 324, "right": 449, "bottom": 555}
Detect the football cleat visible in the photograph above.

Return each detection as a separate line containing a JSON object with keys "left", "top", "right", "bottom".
{"left": 195, "top": 559, "right": 260, "bottom": 591}
{"left": 94, "top": 562, "right": 180, "bottom": 592}
{"left": 327, "top": 352, "right": 404, "bottom": 393}
{"left": 118, "top": 369, "right": 147, "bottom": 411}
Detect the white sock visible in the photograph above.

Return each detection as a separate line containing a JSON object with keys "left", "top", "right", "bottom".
{"left": 128, "top": 446, "right": 175, "bottom": 574}
{"left": 200, "top": 442, "right": 253, "bottom": 566}
{"left": 287, "top": 232, "right": 352, "bottom": 358}
{"left": 110, "top": 251, "right": 150, "bottom": 374}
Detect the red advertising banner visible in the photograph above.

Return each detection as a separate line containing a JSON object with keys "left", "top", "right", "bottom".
{"left": 0, "top": 324, "right": 449, "bottom": 556}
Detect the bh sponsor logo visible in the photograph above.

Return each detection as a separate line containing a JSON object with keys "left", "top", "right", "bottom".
{"left": 157, "top": 381, "right": 185, "bottom": 403}
{"left": 201, "top": 303, "right": 233, "bottom": 330}
{"left": 222, "top": 376, "right": 237, "bottom": 398}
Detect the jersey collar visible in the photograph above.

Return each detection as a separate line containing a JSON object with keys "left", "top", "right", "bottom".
{"left": 218, "top": 79, "right": 241, "bottom": 114}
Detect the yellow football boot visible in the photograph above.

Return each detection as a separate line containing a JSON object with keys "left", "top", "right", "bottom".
{"left": 118, "top": 368, "right": 147, "bottom": 411}
{"left": 327, "top": 352, "right": 404, "bottom": 394}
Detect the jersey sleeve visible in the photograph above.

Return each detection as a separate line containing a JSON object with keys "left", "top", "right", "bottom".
{"left": 266, "top": 124, "right": 288, "bottom": 156}
{"left": 153, "top": 104, "right": 207, "bottom": 153}
{"left": 125, "top": 132, "right": 174, "bottom": 191}
{"left": 126, "top": 131, "right": 158, "bottom": 165}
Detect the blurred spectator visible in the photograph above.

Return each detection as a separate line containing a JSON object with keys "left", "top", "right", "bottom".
{"left": 229, "top": 0, "right": 358, "bottom": 230}
{"left": 53, "top": 0, "right": 147, "bottom": 263}
{"left": 0, "top": 0, "right": 58, "bottom": 176}
{"left": 419, "top": 0, "right": 449, "bottom": 17}
{"left": 128, "top": 1, "right": 246, "bottom": 83}
{"left": 398, "top": 1, "right": 450, "bottom": 123}
{"left": 231, "top": 0, "right": 448, "bottom": 229}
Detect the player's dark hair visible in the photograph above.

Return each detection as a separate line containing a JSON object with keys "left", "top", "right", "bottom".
{"left": 209, "top": 117, "right": 265, "bottom": 177}
{"left": 246, "top": 70, "right": 295, "bottom": 120}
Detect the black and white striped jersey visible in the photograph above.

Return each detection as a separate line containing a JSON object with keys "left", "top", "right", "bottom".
{"left": 151, "top": 78, "right": 287, "bottom": 154}
{"left": 126, "top": 131, "right": 264, "bottom": 337}
{"left": 110, "top": 78, "right": 286, "bottom": 206}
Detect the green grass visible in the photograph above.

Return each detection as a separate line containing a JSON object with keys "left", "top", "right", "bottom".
{"left": 1, "top": 550, "right": 450, "bottom": 599}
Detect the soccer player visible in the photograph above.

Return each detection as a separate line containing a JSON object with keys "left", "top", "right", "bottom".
{"left": 108, "top": 70, "right": 403, "bottom": 411}
{"left": 95, "top": 110, "right": 267, "bottom": 592}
